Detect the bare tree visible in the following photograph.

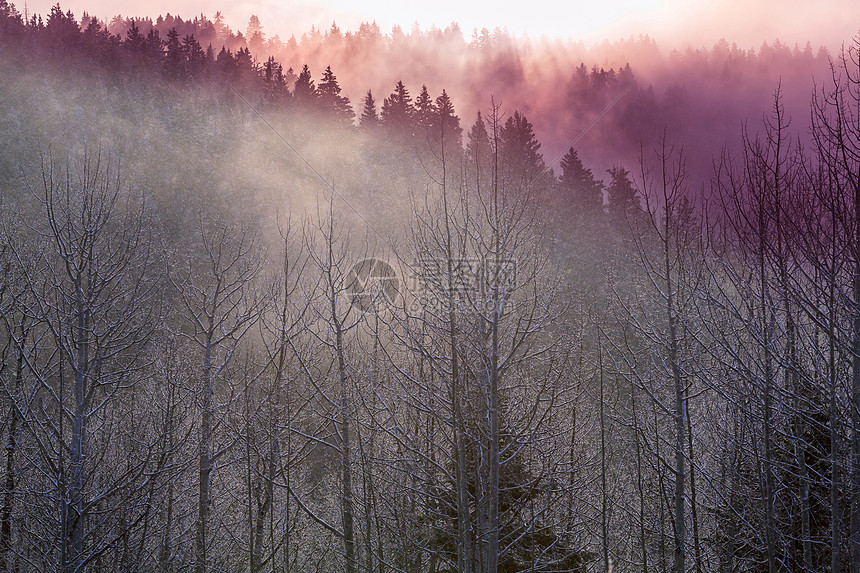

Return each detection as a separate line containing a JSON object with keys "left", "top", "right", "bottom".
{"left": 4, "top": 148, "right": 160, "bottom": 572}
{"left": 813, "top": 36, "right": 860, "bottom": 573}
{"left": 170, "top": 215, "right": 263, "bottom": 573}
{"left": 635, "top": 134, "right": 702, "bottom": 573}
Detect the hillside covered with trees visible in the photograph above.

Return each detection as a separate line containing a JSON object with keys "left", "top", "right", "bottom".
{"left": 2, "top": 3, "right": 860, "bottom": 572}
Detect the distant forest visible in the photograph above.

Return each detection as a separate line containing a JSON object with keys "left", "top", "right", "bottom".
{"left": 0, "top": 2, "right": 836, "bottom": 180}
{"left": 2, "top": 3, "right": 860, "bottom": 573}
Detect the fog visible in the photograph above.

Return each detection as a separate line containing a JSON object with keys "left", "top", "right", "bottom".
{"left": 17, "top": 5, "right": 840, "bottom": 193}
{"left": 2, "top": 4, "right": 860, "bottom": 572}
{"left": 23, "top": 0, "right": 859, "bottom": 49}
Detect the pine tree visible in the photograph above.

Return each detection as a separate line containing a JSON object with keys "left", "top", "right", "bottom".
{"left": 246, "top": 15, "right": 263, "bottom": 40}
{"left": 0, "top": 0, "right": 25, "bottom": 40}
{"left": 262, "top": 56, "right": 289, "bottom": 106}
{"left": 560, "top": 148, "right": 603, "bottom": 214}
{"left": 213, "top": 11, "right": 229, "bottom": 39}
{"left": 467, "top": 112, "right": 489, "bottom": 162}
{"left": 182, "top": 34, "right": 207, "bottom": 78}
{"left": 80, "top": 17, "right": 115, "bottom": 59}
{"left": 606, "top": 165, "right": 638, "bottom": 222}
{"left": 143, "top": 28, "right": 162, "bottom": 65}
{"left": 499, "top": 111, "right": 545, "bottom": 192}
{"left": 163, "top": 28, "right": 183, "bottom": 80}
{"left": 293, "top": 64, "right": 316, "bottom": 107}
{"left": 414, "top": 84, "right": 435, "bottom": 132}
{"left": 359, "top": 90, "right": 379, "bottom": 128}
{"left": 215, "top": 46, "right": 235, "bottom": 79}
{"left": 381, "top": 80, "right": 413, "bottom": 133}
{"left": 434, "top": 90, "right": 461, "bottom": 140}
{"left": 433, "top": 89, "right": 462, "bottom": 155}
{"left": 44, "top": 5, "right": 79, "bottom": 49}
{"left": 124, "top": 20, "right": 145, "bottom": 53}
{"left": 234, "top": 46, "right": 255, "bottom": 85}
{"left": 317, "top": 65, "right": 354, "bottom": 124}
{"left": 467, "top": 111, "right": 492, "bottom": 191}
{"left": 246, "top": 15, "right": 264, "bottom": 53}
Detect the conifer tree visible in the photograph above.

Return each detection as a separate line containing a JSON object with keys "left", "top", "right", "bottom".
{"left": 215, "top": 46, "right": 235, "bottom": 78}
{"left": 124, "top": 20, "right": 145, "bottom": 53}
{"left": 434, "top": 90, "right": 460, "bottom": 140}
{"left": 142, "top": 28, "right": 162, "bottom": 64}
{"left": 164, "top": 28, "right": 183, "bottom": 80}
{"left": 414, "top": 84, "right": 435, "bottom": 132}
{"left": 606, "top": 165, "right": 638, "bottom": 222}
{"left": 467, "top": 111, "right": 490, "bottom": 164}
{"left": 263, "top": 56, "right": 290, "bottom": 106}
{"left": 182, "top": 34, "right": 207, "bottom": 77}
{"left": 499, "top": 110, "right": 545, "bottom": 191}
{"left": 293, "top": 63, "right": 316, "bottom": 107}
{"left": 359, "top": 89, "right": 379, "bottom": 128}
{"left": 560, "top": 148, "right": 603, "bottom": 214}
{"left": 381, "top": 80, "right": 413, "bottom": 133}
{"left": 317, "top": 65, "right": 354, "bottom": 124}
{"left": 432, "top": 89, "right": 462, "bottom": 157}
{"left": 234, "top": 46, "right": 256, "bottom": 85}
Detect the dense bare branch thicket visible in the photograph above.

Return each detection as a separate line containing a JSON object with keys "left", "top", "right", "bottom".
{"left": 2, "top": 4, "right": 860, "bottom": 572}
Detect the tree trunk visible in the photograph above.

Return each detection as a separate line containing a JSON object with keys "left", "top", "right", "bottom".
{"left": 686, "top": 403, "right": 702, "bottom": 573}
{"left": 196, "top": 338, "right": 213, "bottom": 573}
{"left": 66, "top": 288, "right": 89, "bottom": 573}
{"left": 486, "top": 258, "right": 500, "bottom": 573}
{"left": 852, "top": 185, "right": 860, "bottom": 573}
{"left": 599, "top": 347, "right": 609, "bottom": 573}
{"left": 330, "top": 261, "right": 356, "bottom": 573}
{"left": 664, "top": 175, "right": 685, "bottom": 573}
{"left": 630, "top": 375, "right": 648, "bottom": 573}
{"left": 0, "top": 322, "right": 24, "bottom": 573}
{"left": 439, "top": 119, "right": 473, "bottom": 573}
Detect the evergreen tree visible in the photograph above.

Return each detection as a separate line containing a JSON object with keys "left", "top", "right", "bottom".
{"left": 163, "top": 28, "right": 183, "bottom": 80}
{"left": 212, "top": 11, "right": 229, "bottom": 39}
{"left": 143, "top": 28, "right": 162, "bottom": 65}
{"left": 316, "top": 65, "right": 353, "bottom": 124}
{"left": 293, "top": 64, "right": 316, "bottom": 107}
{"left": 262, "top": 56, "right": 290, "bottom": 106}
{"left": 359, "top": 89, "right": 379, "bottom": 128}
{"left": 467, "top": 111, "right": 492, "bottom": 191}
{"left": 433, "top": 89, "right": 462, "bottom": 155}
{"left": 246, "top": 14, "right": 264, "bottom": 52}
{"left": 246, "top": 14, "right": 263, "bottom": 39}
{"left": 499, "top": 110, "right": 545, "bottom": 192}
{"left": 434, "top": 90, "right": 461, "bottom": 140}
{"left": 234, "top": 46, "right": 256, "bottom": 85}
{"left": 430, "top": 427, "right": 592, "bottom": 572}
{"left": 182, "top": 34, "right": 207, "bottom": 78}
{"left": 467, "top": 111, "right": 489, "bottom": 162}
{"left": 282, "top": 66, "right": 297, "bottom": 93}
{"left": 124, "top": 20, "right": 145, "bottom": 53}
{"left": 560, "top": 148, "right": 603, "bottom": 214}
{"left": 44, "top": 5, "right": 80, "bottom": 50}
{"left": 80, "top": 17, "right": 117, "bottom": 62}
{"left": 215, "top": 46, "right": 235, "bottom": 79}
{"left": 381, "top": 80, "right": 413, "bottom": 133}
{"left": 0, "top": 0, "right": 25, "bottom": 41}
{"left": 606, "top": 165, "right": 638, "bottom": 222}
{"left": 414, "top": 84, "right": 435, "bottom": 133}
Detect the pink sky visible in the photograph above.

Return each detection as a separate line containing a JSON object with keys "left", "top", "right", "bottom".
{"left": 20, "top": 0, "right": 860, "bottom": 49}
